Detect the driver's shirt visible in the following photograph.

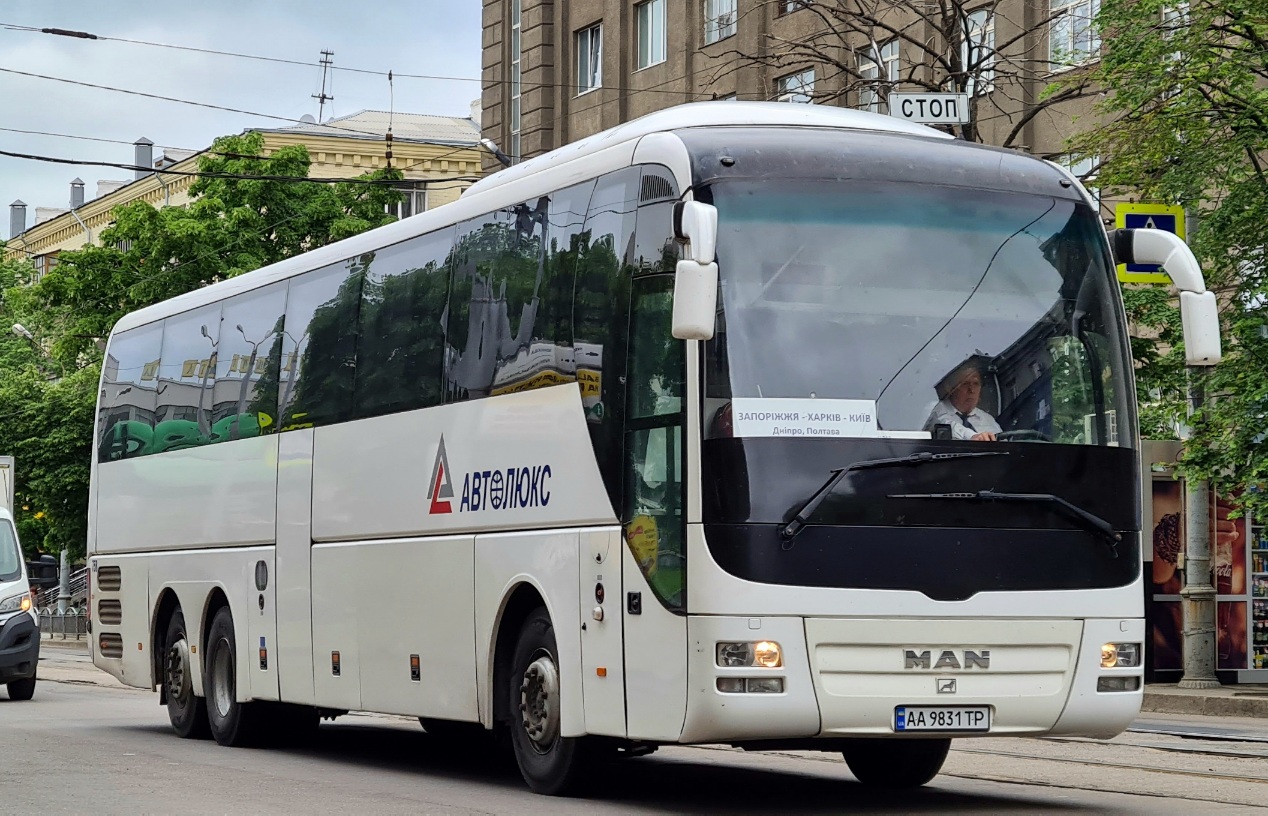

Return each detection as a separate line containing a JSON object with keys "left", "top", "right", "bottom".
{"left": 925, "top": 399, "right": 1003, "bottom": 440}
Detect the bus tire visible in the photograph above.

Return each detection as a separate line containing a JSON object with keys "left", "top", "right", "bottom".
{"left": 842, "top": 738, "right": 951, "bottom": 788}
{"left": 6, "top": 676, "right": 36, "bottom": 701}
{"left": 163, "top": 608, "right": 209, "bottom": 738}
{"left": 204, "top": 607, "right": 265, "bottom": 747}
{"left": 507, "top": 607, "right": 585, "bottom": 795}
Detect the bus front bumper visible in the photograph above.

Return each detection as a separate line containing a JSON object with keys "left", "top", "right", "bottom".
{"left": 679, "top": 616, "right": 1143, "bottom": 744}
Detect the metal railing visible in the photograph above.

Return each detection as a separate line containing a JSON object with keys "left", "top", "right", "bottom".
{"left": 36, "top": 566, "right": 89, "bottom": 609}
{"left": 39, "top": 606, "right": 88, "bottom": 640}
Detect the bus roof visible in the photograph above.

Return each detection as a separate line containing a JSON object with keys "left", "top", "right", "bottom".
{"left": 463, "top": 101, "right": 953, "bottom": 198}
{"left": 109, "top": 103, "right": 954, "bottom": 336}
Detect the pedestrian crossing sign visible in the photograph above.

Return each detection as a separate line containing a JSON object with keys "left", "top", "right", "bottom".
{"left": 1114, "top": 203, "right": 1186, "bottom": 284}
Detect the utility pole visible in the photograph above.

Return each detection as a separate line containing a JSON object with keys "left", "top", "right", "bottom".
{"left": 1178, "top": 203, "right": 1220, "bottom": 689}
{"left": 312, "top": 49, "right": 335, "bottom": 123}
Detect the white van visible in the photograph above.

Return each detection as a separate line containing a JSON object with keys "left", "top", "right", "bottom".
{"left": 0, "top": 507, "right": 40, "bottom": 700}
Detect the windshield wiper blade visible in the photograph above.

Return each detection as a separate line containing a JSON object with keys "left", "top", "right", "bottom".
{"left": 780, "top": 451, "right": 1008, "bottom": 542}
{"left": 888, "top": 489, "right": 1121, "bottom": 558}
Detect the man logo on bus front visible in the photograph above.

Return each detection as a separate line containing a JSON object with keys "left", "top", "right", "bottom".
{"left": 428, "top": 436, "right": 455, "bottom": 514}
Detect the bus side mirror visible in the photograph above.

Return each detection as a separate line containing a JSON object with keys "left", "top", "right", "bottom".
{"left": 1109, "top": 228, "right": 1222, "bottom": 366}
{"left": 672, "top": 260, "right": 719, "bottom": 341}
{"left": 672, "top": 200, "right": 720, "bottom": 340}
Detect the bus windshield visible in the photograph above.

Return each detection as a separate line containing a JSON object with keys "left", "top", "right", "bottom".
{"left": 704, "top": 180, "right": 1132, "bottom": 447}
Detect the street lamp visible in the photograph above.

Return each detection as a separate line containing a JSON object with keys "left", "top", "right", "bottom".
{"left": 11, "top": 323, "right": 64, "bottom": 379}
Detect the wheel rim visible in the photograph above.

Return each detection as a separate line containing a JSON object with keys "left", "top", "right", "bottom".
{"left": 210, "top": 636, "right": 234, "bottom": 718}
{"left": 519, "top": 651, "right": 560, "bottom": 753}
{"left": 165, "top": 636, "right": 192, "bottom": 707}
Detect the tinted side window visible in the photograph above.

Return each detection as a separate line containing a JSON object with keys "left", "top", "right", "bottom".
{"left": 447, "top": 190, "right": 586, "bottom": 401}
{"left": 280, "top": 259, "right": 366, "bottom": 430}
{"left": 98, "top": 322, "right": 163, "bottom": 462}
{"left": 214, "top": 283, "right": 288, "bottom": 441}
{"left": 575, "top": 167, "right": 642, "bottom": 511}
{"left": 355, "top": 228, "right": 455, "bottom": 419}
{"left": 152, "top": 304, "right": 222, "bottom": 454}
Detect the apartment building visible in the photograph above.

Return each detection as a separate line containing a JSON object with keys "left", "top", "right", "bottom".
{"left": 480, "top": 0, "right": 1103, "bottom": 193}
{"left": 5, "top": 108, "right": 484, "bottom": 273}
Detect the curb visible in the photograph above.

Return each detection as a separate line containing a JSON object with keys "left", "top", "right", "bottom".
{"left": 1143, "top": 691, "right": 1268, "bottom": 719}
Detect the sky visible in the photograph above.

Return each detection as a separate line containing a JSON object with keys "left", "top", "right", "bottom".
{"left": 0, "top": 1, "right": 483, "bottom": 240}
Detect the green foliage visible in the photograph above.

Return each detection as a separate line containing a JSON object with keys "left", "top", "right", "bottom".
{"left": 1074, "top": 0, "right": 1268, "bottom": 515}
{"left": 0, "top": 134, "right": 405, "bottom": 557}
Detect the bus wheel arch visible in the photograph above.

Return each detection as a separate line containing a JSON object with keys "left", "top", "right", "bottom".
{"left": 491, "top": 582, "right": 547, "bottom": 732}
{"left": 151, "top": 588, "right": 182, "bottom": 700}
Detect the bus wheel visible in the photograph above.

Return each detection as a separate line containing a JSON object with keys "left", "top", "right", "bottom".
{"left": 6, "top": 676, "right": 36, "bottom": 701}
{"left": 164, "top": 608, "right": 209, "bottom": 738}
{"left": 507, "top": 607, "right": 584, "bottom": 795}
{"left": 842, "top": 738, "right": 951, "bottom": 788}
{"left": 204, "top": 607, "right": 264, "bottom": 747}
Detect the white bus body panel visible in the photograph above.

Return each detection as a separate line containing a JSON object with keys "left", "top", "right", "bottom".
{"left": 475, "top": 530, "right": 585, "bottom": 737}
{"left": 310, "top": 536, "right": 477, "bottom": 719}
{"left": 93, "top": 436, "right": 279, "bottom": 554}
{"left": 579, "top": 527, "right": 626, "bottom": 737}
{"left": 311, "top": 387, "right": 614, "bottom": 541}
{"left": 275, "top": 429, "right": 316, "bottom": 705}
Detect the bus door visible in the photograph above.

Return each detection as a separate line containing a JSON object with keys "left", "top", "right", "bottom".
{"left": 621, "top": 274, "right": 689, "bottom": 741}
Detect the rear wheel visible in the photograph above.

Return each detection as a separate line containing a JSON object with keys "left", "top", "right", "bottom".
{"left": 506, "top": 607, "right": 586, "bottom": 795}
{"left": 204, "top": 607, "right": 268, "bottom": 747}
{"left": 163, "top": 609, "right": 209, "bottom": 738}
{"left": 6, "top": 676, "right": 36, "bottom": 701}
{"left": 842, "top": 738, "right": 951, "bottom": 788}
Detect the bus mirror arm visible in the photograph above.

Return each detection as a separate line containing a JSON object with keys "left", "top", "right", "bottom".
{"left": 672, "top": 201, "right": 721, "bottom": 340}
{"left": 1109, "top": 228, "right": 1222, "bottom": 366}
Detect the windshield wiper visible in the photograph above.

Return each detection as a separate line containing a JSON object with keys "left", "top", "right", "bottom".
{"left": 887, "top": 490, "right": 1121, "bottom": 558}
{"left": 780, "top": 451, "right": 1008, "bottom": 543}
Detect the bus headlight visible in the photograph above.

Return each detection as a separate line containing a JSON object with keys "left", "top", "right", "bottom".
{"left": 716, "top": 641, "right": 782, "bottom": 668}
{"left": 0, "top": 592, "right": 32, "bottom": 615}
{"left": 1101, "top": 642, "right": 1141, "bottom": 669}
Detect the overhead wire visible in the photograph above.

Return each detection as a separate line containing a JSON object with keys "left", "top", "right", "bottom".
{"left": 0, "top": 22, "right": 705, "bottom": 101}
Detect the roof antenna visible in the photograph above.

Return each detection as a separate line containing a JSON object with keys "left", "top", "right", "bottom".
{"left": 312, "top": 49, "right": 335, "bottom": 123}
{"left": 385, "top": 70, "right": 394, "bottom": 169}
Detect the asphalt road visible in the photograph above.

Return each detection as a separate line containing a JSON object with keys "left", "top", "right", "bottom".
{"left": 5, "top": 645, "right": 1268, "bottom": 814}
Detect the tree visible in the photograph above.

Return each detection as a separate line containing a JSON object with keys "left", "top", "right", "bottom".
{"left": 0, "top": 133, "right": 405, "bottom": 558}
{"left": 707, "top": 0, "right": 1097, "bottom": 145}
{"left": 1072, "top": 0, "right": 1268, "bottom": 516}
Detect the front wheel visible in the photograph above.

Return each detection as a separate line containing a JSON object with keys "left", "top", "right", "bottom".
{"left": 842, "top": 738, "right": 951, "bottom": 788}
{"left": 507, "top": 607, "right": 586, "bottom": 795}
{"left": 6, "top": 676, "right": 36, "bottom": 701}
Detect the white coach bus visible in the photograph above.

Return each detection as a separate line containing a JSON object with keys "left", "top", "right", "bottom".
{"left": 88, "top": 103, "right": 1222, "bottom": 794}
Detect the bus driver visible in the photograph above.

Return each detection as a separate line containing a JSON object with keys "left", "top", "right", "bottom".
{"left": 924, "top": 360, "right": 1002, "bottom": 442}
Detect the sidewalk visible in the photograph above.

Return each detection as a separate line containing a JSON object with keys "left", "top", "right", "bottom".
{"left": 1143, "top": 683, "right": 1268, "bottom": 719}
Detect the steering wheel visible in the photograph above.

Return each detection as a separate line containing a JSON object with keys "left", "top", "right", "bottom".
{"left": 996, "top": 429, "right": 1051, "bottom": 442}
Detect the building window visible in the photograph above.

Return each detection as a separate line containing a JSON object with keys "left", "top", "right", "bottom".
{"left": 509, "top": 0, "right": 522, "bottom": 161}
{"left": 1049, "top": 0, "right": 1101, "bottom": 68}
{"left": 776, "top": 68, "right": 815, "bottom": 103}
{"left": 858, "top": 40, "right": 898, "bottom": 112}
{"left": 387, "top": 184, "right": 428, "bottom": 219}
{"left": 636, "top": 0, "right": 666, "bottom": 69}
{"left": 704, "top": 0, "right": 737, "bottom": 45}
{"left": 778, "top": 1, "right": 809, "bottom": 15}
{"left": 962, "top": 9, "right": 995, "bottom": 95}
{"left": 576, "top": 23, "right": 603, "bottom": 94}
